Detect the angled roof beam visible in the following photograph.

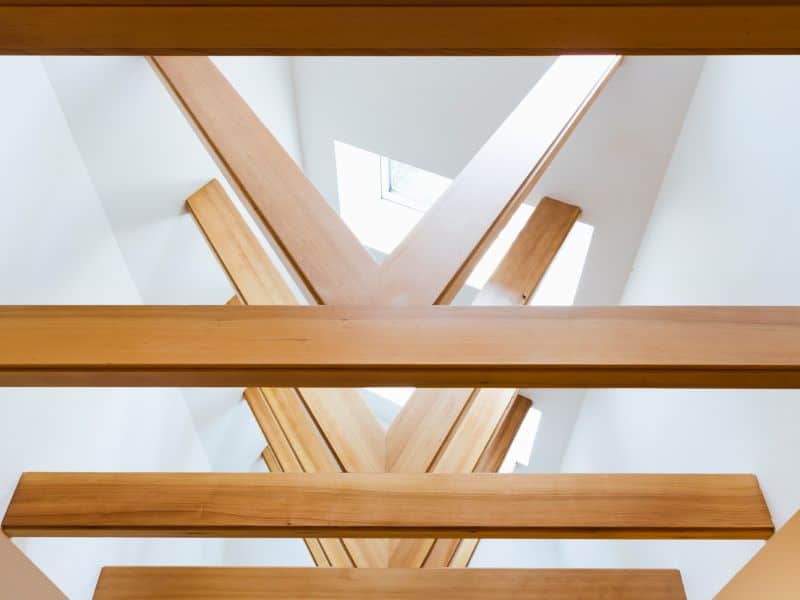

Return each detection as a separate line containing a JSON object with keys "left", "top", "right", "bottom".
{"left": 92, "top": 567, "right": 687, "bottom": 600}
{"left": 2, "top": 2, "right": 800, "bottom": 55}
{"left": 4, "top": 473, "right": 773, "bottom": 540}
{"left": 152, "top": 57, "right": 377, "bottom": 305}
{"left": 0, "top": 532, "right": 67, "bottom": 599}
{"left": 717, "top": 510, "right": 800, "bottom": 599}
{"left": 369, "top": 56, "right": 618, "bottom": 306}
{"left": 2, "top": 305, "right": 799, "bottom": 388}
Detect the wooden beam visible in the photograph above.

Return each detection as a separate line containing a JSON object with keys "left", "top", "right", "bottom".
{"left": 387, "top": 197, "right": 580, "bottom": 472}
{"left": 717, "top": 510, "right": 800, "bottom": 599}
{"left": 92, "top": 567, "right": 687, "bottom": 600}
{"left": 0, "top": 532, "right": 67, "bottom": 600}
{"left": 425, "top": 394, "right": 533, "bottom": 568}
{"left": 3, "top": 2, "right": 800, "bottom": 55}
{"left": 189, "top": 182, "right": 384, "bottom": 473}
{"left": 369, "top": 57, "right": 616, "bottom": 306}
{"left": 3, "top": 473, "right": 773, "bottom": 540}
{"left": 2, "top": 306, "right": 800, "bottom": 388}
{"left": 155, "top": 60, "right": 377, "bottom": 305}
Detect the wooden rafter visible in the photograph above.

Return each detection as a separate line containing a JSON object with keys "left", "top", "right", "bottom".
{"left": 3, "top": 473, "right": 773, "bottom": 540}
{"left": 2, "top": 1, "right": 800, "bottom": 55}
{"left": 2, "top": 305, "right": 799, "bottom": 387}
{"left": 92, "top": 567, "right": 688, "bottom": 599}
{"left": 0, "top": 532, "right": 67, "bottom": 599}
{"left": 717, "top": 510, "right": 800, "bottom": 598}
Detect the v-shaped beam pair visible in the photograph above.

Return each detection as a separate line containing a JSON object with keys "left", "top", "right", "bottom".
{"left": 153, "top": 53, "right": 620, "bottom": 568}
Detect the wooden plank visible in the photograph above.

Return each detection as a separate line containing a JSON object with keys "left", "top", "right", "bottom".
{"left": 156, "top": 60, "right": 377, "bottom": 305}
{"left": 425, "top": 394, "right": 532, "bottom": 568}
{"left": 716, "top": 510, "right": 800, "bottom": 599}
{"left": 189, "top": 181, "right": 384, "bottom": 473}
{"left": 92, "top": 567, "right": 687, "bottom": 600}
{"left": 369, "top": 58, "right": 615, "bottom": 306}
{"left": 4, "top": 473, "right": 773, "bottom": 540}
{"left": 0, "top": 532, "right": 67, "bottom": 600}
{"left": 3, "top": 2, "right": 800, "bottom": 55}
{"left": 2, "top": 306, "right": 800, "bottom": 388}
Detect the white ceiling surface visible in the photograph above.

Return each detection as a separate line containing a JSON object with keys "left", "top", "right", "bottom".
{"left": 38, "top": 55, "right": 701, "bottom": 570}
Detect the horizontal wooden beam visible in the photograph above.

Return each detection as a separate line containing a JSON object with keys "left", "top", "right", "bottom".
{"left": 1, "top": 306, "right": 800, "bottom": 387}
{"left": 2, "top": 2, "right": 800, "bottom": 54}
{"left": 92, "top": 567, "right": 687, "bottom": 599}
{"left": 3, "top": 473, "right": 773, "bottom": 540}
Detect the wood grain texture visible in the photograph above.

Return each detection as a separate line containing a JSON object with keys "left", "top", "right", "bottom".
{"left": 92, "top": 567, "right": 687, "bottom": 600}
{"left": 387, "top": 196, "right": 579, "bottom": 472}
{"left": 426, "top": 394, "right": 533, "bottom": 568}
{"left": 716, "top": 510, "right": 800, "bottom": 599}
{"left": 155, "top": 59, "right": 377, "bottom": 305}
{"left": 3, "top": 305, "right": 800, "bottom": 388}
{"left": 4, "top": 473, "right": 773, "bottom": 540}
{"left": 370, "top": 57, "right": 615, "bottom": 306}
{"left": 189, "top": 182, "right": 384, "bottom": 473}
{"left": 3, "top": 3, "right": 800, "bottom": 55}
{"left": 0, "top": 532, "right": 67, "bottom": 599}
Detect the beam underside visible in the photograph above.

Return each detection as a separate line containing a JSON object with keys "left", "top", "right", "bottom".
{"left": 92, "top": 567, "right": 687, "bottom": 600}
{"left": 3, "top": 473, "right": 773, "bottom": 540}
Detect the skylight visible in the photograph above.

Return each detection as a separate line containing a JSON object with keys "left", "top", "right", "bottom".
{"left": 380, "top": 157, "right": 451, "bottom": 211}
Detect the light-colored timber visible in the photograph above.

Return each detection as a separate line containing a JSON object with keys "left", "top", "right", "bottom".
{"left": 3, "top": 2, "right": 800, "bottom": 55}
{"left": 3, "top": 473, "right": 773, "bottom": 540}
{"left": 716, "top": 510, "right": 800, "bottom": 599}
{"left": 2, "top": 306, "right": 800, "bottom": 388}
{"left": 370, "top": 59, "right": 614, "bottom": 306}
{"left": 0, "top": 532, "right": 67, "bottom": 599}
{"left": 156, "top": 60, "right": 377, "bottom": 305}
{"left": 92, "top": 567, "right": 687, "bottom": 599}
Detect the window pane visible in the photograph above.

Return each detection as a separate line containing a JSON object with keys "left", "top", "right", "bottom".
{"left": 386, "top": 159, "right": 451, "bottom": 209}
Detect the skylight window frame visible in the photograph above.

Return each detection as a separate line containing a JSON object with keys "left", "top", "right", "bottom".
{"left": 380, "top": 156, "right": 446, "bottom": 213}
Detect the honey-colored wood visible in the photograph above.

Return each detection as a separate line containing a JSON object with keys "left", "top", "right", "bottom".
{"left": 716, "top": 510, "right": 800, "bottom": 599}
{"left": 155, "top": 59, "right": 377, "bottom": 305}
{"left": 4, "top": 473, "right": 773, "bottom": 540}
{"left": 3, "top": 306, "right": 800, "bottom": 388}
{"left": 189, "top": 181, "right": 384, "bottom": 474}
{"left": 92, "top": 567, "right": 687, "bottom": 600}
{"left": 425, "top": 394, "right": 533, "bottom": 568}
{"left": 245, "top": 388, "right": 347, "bottom": 567}
{"left": 387, "top": 197, "right": 579, "bottom": 472}
{"left": 370, "top": 59, "right": 615, "bottom": 306}
{"left": 4, "top": 2, "right": 800, "bottom": 55}
{"left": 0, "top": 532, "right": 68, "bottom": 599}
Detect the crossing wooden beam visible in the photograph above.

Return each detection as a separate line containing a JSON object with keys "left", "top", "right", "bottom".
{"left": 2, "top": 1, "right": 800, "bottom": 55}
{"left": 3, "top": 473, "right": 773, "bottom": 540}
{"left": 1, "top": 305, "right": 799, "bottom": 388}
{"left": 370, "top": 58, "right": 616, "bottom": 306}
{"left": 153, "top": 58, "right": 378, "bottom": 305}
{"left": 717, "top": 510, "right": 800, "bottom": 599}
{"left": 92, "top": 567, "right": 687, "bottom": 600}
{"left": 0, "top": 532, "right": 67, "bottom": 600}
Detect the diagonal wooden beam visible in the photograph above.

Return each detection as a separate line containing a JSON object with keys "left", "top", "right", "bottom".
{"left": 152, "top": 57, "right": 378, "bottom": 305}
{"left": 4, "top": 2, "right": 800, "bottom": 55}
{"left": 3, "top": 473, "right": 773, "bottom": 540}
{"left": 369, "top": 56, "right": 618, "bottom": 306}
{"left": 388, "top": 197, "right": 580, "bottom": 473}
{"left": 244, "top": 388, "right": 351, "bottom": 568}
{"left": 716, "top": 510, "right": 800, "bottom": 599}
{"left": 92, "top": 567, "right": 687, "bottom": 600}
{"left": 388, "top": 197, "right": 578, "bottom": 567}
{"left": 188, "top": 181, "right": 384, "bottom": 473}
{"left": 423, "top": 394, "right": 533, "bottom": 568}
{"left": 0, "top": 532, "right": 67, "bottom": 599}
{"left": 3, "top": 306, "right": 800, "bottom": 388}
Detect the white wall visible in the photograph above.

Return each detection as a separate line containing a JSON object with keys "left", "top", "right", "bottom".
{"left": 0, "top": 57, "right": 218, "bottom": 599}
{"left": 560, "top": 56, "right": 800, "bottom": 598}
